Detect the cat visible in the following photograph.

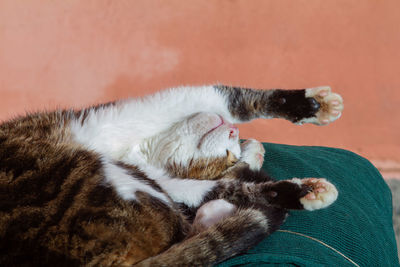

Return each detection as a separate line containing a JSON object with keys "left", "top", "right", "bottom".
{"left": 0, "top": 85, "right": 343, "bottom": 266}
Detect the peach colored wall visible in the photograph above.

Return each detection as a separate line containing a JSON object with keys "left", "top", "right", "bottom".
{"left": 1, "top": 0, "right": 399, "bottom": 166}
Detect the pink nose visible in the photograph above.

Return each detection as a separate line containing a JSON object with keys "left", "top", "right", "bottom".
{"left": 229, "top": 126, "right": 239, "bottom": 139}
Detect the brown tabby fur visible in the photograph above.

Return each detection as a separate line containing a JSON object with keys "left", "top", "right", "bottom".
{"left": 0, "top": 111, "right": 269, "bottom": 266}
{"left": 0, "top": 112, "right": 289, "bottom": 266}
{"left": 0, "top": 111, "right": 188, "bottom": 266}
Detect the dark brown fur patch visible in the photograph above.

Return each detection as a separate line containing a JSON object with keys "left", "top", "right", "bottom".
{"left": 266, "top": 90, "right": 320, "bottom": 122}
{"left": 196, "top": 168, "right": 311, "bottom": 211}
{"left": 215, "top": 85, "right": 321, "bottom": 123}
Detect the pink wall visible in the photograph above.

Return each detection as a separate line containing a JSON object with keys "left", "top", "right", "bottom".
{"left": 1, "top": 0, "right": 399, "bottom": 167}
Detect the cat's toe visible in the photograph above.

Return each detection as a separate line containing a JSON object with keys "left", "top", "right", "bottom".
{"left": 302, "top": 86, "right": 344, "bottom": 125}
{"left": 299, "top": 178, "right": 338, "bottom": 211}
{"left": 240, "top": 139, "right": 265, "bottom": 170}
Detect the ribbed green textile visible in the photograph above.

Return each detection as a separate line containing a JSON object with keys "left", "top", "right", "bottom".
{"left": 217, "top": 143, "right": 399, "bottom": 267}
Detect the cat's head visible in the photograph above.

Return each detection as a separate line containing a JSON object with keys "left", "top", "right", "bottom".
{"left": 143, "top": 112, "right": 241, "bottom": 180}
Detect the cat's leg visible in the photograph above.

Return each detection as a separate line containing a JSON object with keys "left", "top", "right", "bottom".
{"left": 216, "top": 177, "right": 338, "bottom": 211}
{"left": 135, "top": 204, "right": 287, "bottom": 267}
{"left": 215, "top": 85, "right": 343, "bottom": 125}
{"left": 223, "top": 141, "right": 338, "bottom": 210}
{"left": 159, "top": 171, "right": 337, "bottom": 213}
{"left": 131, "top": 85, "right": 343, "bottom": 126}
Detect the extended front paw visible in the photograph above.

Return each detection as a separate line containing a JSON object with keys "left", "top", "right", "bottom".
{"left": 240, "top": 139, "right": 265, "bottom": 170}
{"left": 296, "top": 178, "right": 338, "bottom": 211}
{"left": 301, "top": 86, "right": 344, "bottom": 125}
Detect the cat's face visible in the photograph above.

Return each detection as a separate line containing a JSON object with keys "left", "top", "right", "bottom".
{"left": 145, "top": 112, "right": 241, "bottom": 180}
{"left": 184, "top": 112, "right": 240, "bottom": 156}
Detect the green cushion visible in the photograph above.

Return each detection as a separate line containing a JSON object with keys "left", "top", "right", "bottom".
{"left": 217, "top": 143, "right": 399, "bottom": 267}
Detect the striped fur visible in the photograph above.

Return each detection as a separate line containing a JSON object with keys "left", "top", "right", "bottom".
{"left": 0, "top": 85, "right": 341, "bottom": 266}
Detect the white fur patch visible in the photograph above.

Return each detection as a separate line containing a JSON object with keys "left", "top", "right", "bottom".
{"left": 69, "top": 86, "right": 234, "bottom": 161}
{"left": 157, "top": 178, "right": 217, "bottom": 207}
{"left": 101, "top": 159, "right": 170, "bottom": 204}
{"left": 194, "top": 199, "right": 237, "bottom": 228}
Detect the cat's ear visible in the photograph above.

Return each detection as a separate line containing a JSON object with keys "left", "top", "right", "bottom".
{"left": 226, "top": 150, "right": 238, "bottom": 167}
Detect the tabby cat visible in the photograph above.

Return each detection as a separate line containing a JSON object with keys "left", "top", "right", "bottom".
{"left": 0, "top": 85, "right": 343, "bottom": 266}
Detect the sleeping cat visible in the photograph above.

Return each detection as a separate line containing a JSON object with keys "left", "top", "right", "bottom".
{"left": 0, "top": 85, "right": 343, "bottom": 266}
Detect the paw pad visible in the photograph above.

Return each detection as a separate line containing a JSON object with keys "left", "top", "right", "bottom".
{"left": 299, "top": 178, "right": 338, "bottom": 211}
{"left": 305, "top": 86, "right": 344, "bottom": 125}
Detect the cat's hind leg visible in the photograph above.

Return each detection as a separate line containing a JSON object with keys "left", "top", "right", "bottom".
{"left": 135, "top": 204, "right": 287, "bottom": 267}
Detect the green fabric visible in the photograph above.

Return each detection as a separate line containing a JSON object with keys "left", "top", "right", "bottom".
{"left": 217, "top": 143, "right": 399, "bottom": 267}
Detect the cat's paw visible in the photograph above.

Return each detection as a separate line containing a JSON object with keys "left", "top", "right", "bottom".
{"left": 301, "top": 86, "right": 343, "bottom": 125}
{"left": 295, "top": 178, "right": 338, "bottom": 211}
{"left": 240, "top": 139, "right": 265, "bottom": 170}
